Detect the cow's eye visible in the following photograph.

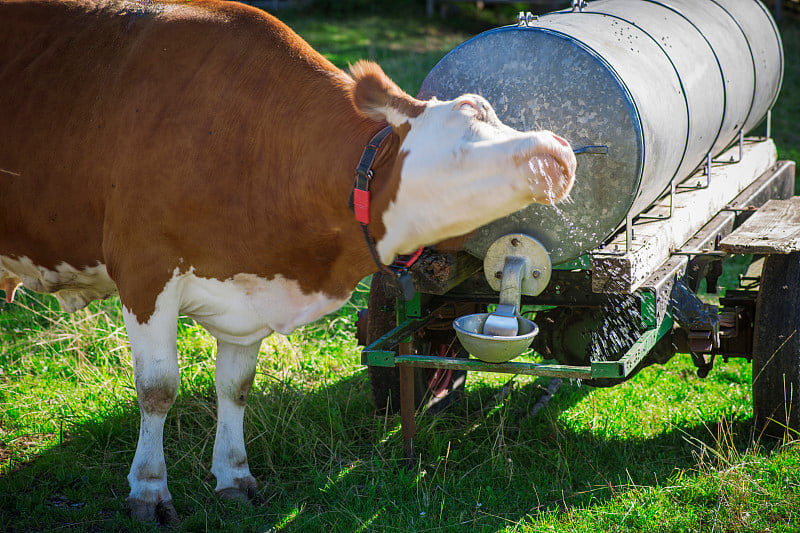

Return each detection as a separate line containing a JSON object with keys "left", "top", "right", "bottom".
{"left": 457, "top": 100, "right": 485, "bottom": 121}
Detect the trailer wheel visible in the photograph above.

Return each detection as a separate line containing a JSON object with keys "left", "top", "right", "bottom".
{"left": 753, "top": 252, "right": 800, "bottom": 439}
{"left": 364, "top": 272, "right": 467, "bottom": 414}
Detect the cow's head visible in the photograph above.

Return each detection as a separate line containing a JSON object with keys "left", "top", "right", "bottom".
{"left": 351, "top": 61, "right": 576, "bottom": 264}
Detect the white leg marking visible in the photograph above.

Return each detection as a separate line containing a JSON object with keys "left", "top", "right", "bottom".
{"left": 123, "top": 285, "right": 181, "bottom": 508}
{"left": 212, "top": 339, "right": 261, "bottom": 495}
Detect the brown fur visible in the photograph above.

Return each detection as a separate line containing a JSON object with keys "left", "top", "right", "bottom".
{"left": 351, "top": 60, "right": 426, "bottom": 121}
{"left": 0, "top": 277, "right": 21, "bottom": 303}
{"left": 0, "top": 0, "right": 420, "bottom": 322}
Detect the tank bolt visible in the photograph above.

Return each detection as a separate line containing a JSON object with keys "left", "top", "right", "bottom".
{"left": 532, "top": 270, "right": 541, "bottom": 279}
{"left": 495, "top": 271, "right": 503, "bottom": 279}
{"left": 511, "top": 238, "right": 520, "bottom": 247}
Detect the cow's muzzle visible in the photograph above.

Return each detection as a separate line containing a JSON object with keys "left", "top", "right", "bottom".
{"left": 517, "top": 133, "right": 577, "bottom": 205}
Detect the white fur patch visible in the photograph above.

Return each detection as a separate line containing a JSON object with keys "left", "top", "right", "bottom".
{"left": 123, "top": 283, "right": 181, "bottom": 506}
{"left": 178, "top": 271, "right": 350, "bottom": 344}
{"left": 211, "top": 340, "right": 261, "bottom": 492}
{"left": 0, "top": 255, "right": 349, "bottom": 339}
{"left": 0, "top": 255, "right": 116, "bottom": 312}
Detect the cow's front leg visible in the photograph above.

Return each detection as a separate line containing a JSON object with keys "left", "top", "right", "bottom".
{"left": 212, "top": 339, "right": 261, "bottom": 503}
{"left": 123, "top": 305, "right": 181, "bottom": 525}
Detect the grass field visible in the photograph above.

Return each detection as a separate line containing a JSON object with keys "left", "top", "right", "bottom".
{"left": 2, "top": 5, "right": 800, "bottom": 533}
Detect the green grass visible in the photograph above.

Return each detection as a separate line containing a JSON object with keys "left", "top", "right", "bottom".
{"left": 3, "top": 285, "right": 799, "bottom": 532}
{"left": 774, "top": 16, "right": 800, "bottom": 186}
{"left": 3, "top": 6, "right": 800, "bottom": 533}
{"left": 277, "top": 12, "right": 469, "bottom": 95}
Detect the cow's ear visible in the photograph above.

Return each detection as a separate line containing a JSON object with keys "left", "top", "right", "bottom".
{"left": 351, "top": 60, "right": 425, "bottom": 127}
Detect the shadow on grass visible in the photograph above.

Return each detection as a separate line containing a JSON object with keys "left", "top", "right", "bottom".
{"left": 0, "top": 362, "right": 766, "bottom": 532}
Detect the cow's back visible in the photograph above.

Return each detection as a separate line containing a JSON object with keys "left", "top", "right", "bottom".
{"left": 0, "top": 0, "right": 363, "bottom": 315}
{"left": 1, "top": 0, "right": 121, "bottom": 270}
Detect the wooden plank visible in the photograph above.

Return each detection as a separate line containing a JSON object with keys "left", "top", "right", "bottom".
{"left": 744, "top": 257, "right": 765, "bottom": 279}
{"left": 591, "top": 139, "right": 778, "bottom": 293}
{"left": 407, "top": 251, "right": 482, "bottom": 296}
{"left": 719, "top": 197, "right": 800, "bottom": 254}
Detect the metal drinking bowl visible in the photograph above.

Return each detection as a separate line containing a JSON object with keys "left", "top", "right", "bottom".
{"left": 453, "top": 312, "right": 539, "bottom": 363}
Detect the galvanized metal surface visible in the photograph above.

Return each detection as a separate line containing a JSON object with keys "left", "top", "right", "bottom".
{"left": 483, "top": 233, "right": 551, "bottom": 295}
{"left": 453, "top": 311, "right": 539, "bottom": 362}
{"left": 418, "top": 0, "right": 783, "bottom": 265}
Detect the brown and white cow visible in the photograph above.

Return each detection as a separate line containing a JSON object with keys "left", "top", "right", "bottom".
{"left": 0, "top": 0, "right": 576, "bottom": 523}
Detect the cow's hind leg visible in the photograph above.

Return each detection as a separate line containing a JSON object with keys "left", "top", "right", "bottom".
{"left": 212, "top": 339, "right": 262, "bottom": 504}
{"left": 122, "top": 301, "right": 181, "bottom": 525}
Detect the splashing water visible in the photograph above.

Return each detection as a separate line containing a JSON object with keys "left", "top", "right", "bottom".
{"left": 589, "top": 293, "right": 643, "bottom": 362}
{"left": 525, "top": 153, "right": 581, "bottom": 259}
{"left": 527, "top": 155, "right": 570, "bottom": 206}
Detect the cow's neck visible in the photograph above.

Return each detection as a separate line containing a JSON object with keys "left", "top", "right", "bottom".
{"left": 329, "top": 121, "right": 404, "bottom": 293}
{"left": 246, "top": 107, "right": 405, "bottom": 302}
{"left": 193, "top": 68, "right": 407, "bottom": 303}
{"left": 358, "top": 126, "right": 401, "bottom": 250}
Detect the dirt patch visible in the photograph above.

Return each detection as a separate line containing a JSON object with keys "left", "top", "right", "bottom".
{"left": 47, "top": 494, "right": 85, "bottom": 511}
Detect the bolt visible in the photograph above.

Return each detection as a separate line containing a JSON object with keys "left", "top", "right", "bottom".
{"left": 495, "top": 271, "right": 503, "bottom": 279}
{"left": 511, "top": 238, "right": 520, "bottom": 247}
{"left": 532, "top": 270, "right": 541, "bottom": 279}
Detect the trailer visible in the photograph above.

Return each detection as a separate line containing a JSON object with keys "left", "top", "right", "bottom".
{"left": 356, "top": 0, "right": 798, "bottom": 461}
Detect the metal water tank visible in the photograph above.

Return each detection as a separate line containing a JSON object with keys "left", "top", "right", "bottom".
{"left": 418, "top": 0, "right": 783, "bottom": 265}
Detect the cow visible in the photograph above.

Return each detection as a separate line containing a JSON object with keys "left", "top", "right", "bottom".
{"left": 0, "top": 0, "right": 576, "bottom": 524}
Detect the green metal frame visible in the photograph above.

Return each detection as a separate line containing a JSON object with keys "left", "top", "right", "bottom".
{"left": 553, "top": 254, "right": 592, "bottom": 271}
{"left": 361, "top": 298, "right": 675, "bottom": 381}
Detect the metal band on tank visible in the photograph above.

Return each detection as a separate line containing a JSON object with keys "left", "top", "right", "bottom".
{"left": 708, "top": 0, "right": 757, "bottom": 140}
{"left": 752, "top": 0, "right": 785, "bottom": 111}
{"left": 642, "top": 0, "right": 726, "bottom": 168}
{"left": 576, "top": 12, "right": 690, "bottom": 187}
{"left": 521, "top": 24, "right": 645, "bottom": 206}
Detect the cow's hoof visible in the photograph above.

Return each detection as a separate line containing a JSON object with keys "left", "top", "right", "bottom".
{"left": 216, "top": 476, "right": 264, "bottom": 506}
{"left": 126, "top": 497, "right": 180, "bottom": 526}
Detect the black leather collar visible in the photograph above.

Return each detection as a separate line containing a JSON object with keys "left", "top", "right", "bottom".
{"left": 348, "top": 126, "right": 418, "bottom": 300}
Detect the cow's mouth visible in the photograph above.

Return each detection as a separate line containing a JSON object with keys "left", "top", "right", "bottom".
{"left": 523, "top": 151, "right": 576, "bottom": 205}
